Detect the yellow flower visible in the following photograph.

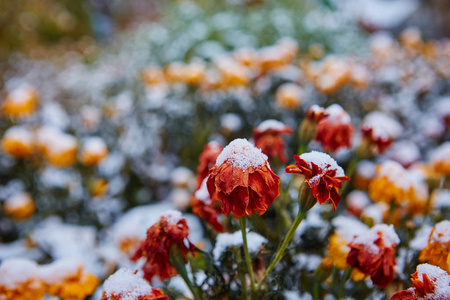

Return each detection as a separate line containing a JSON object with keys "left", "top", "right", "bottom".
{"left": 80, "top": 137, "right": 109, "bottom": 166}
{"left": 41, "top": 259, "right": 99, "bottom": 300}
{"left": 3, "top": 192, "right": 35, "bottom": 220}
{"left": 419, "top": 220, "right": 450, "bottom": 273}
{"left": 1, "top": 86, "right": 39, "bottom": 119}
{"left": 36, "top": 127, "right": 78, "bottom": 168}
{"left": 429, "top": 142, "right": 450, "bottom": 176}
{"left": 1, "top": 126, "right": 34, "bottom": 159}
{"left": 91, "top": 178, "right": 109, "bottom": 198}
{"left": 275, "top": 83, "right": 303, "bottom": 110}
{"left": 368, "top": 161, "right": 428, "bottom": 214}
{"left": 0, "top": 259, "right": 45, "bottom": 300}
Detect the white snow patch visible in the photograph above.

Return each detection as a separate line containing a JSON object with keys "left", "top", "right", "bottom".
{"left": 215, "top": 138, "right": 268, "bottom": 171}
{"left": 213, "top": 231, "right": 267, "bottom": 261}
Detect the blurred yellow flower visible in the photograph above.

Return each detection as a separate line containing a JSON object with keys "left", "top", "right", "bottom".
{"left": 275, "top": 83, "right": 303, "bottom": 110}
{"left": 1, "top": 86, "right": 39, "bottom": 119}
{"left": 36, "top": 127, "right": 78, "bottom": 168}
{"left": 419, "top": 220, "right": 450, "bottom": 273}
{"left": 3, "top": 192, "right": 36, "bottom": 220}
{"left": 80, "top": 137, "right": 109, "bottom": 166}
{"left": 1, "top": 126, "right": 34, "bottom": 159}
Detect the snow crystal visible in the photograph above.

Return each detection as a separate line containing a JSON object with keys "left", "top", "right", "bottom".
{"left": 0, "top": 258, "right": 40, "bottom": 288}
{"left": 215, "top": 138, "right": 268, "bottom": 171}
{"left": 430, "top": 220, "right": 450, "bottom": 244}
{"left": 255, "top": 119, "right": 288, "bottom": 132}
{"left": 162, "top": 210, "right": 183, "bottom": 225}
{"left": 103, "top": 268, "right": 153, "bottom": 299}
{"left": 213, "top": 231, "right": 267, "bottom": 261}
{"left": 299, "top": 151, "right": 345, "bottom": 177}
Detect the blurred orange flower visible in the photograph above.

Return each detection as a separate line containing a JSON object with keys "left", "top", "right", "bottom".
{"left": 1, "top": 126, "right": 34, "bottom": 159}
{"left": 253, "top": 119, "right": 292, "bottom": 164}
{"left": 346, "top": 224, "right": 399, "bottom": 288}
{"left": 207, "top": 139, "right": 280, "bottom": 217}
{"left": 1, "top": 86, "right": 39, "bottom": 119}
{"left": 130, "top": 211, "right": 196, "bottom": 282}
{"left": 419, "top": 220, "right": 450, "bottom": 273}
{"left": 315, "top": 104, "right": 354, "bottom": 153}
{"left": 3, "top": 192, "right": 35, "bottom": 220}
{"left": 285, "top": 151, "right": 350, "bottom": 211}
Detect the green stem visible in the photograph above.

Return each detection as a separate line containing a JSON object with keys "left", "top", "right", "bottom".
{"left": 297, "top": 142, "right": 308, "bottom": 155}
{"left": 236, "top": 248, "right": 249, "bottom": 300}
{"left": 387, "top": 201, "right": 397, "bottom": 225}
{"left": 240, "top": 217, "right": 256, "bottom": 292}
{"left": 312, "top": 281, "right": 320, "bottom": 300}
{"left": 256, "top": 209, "right": 307, "bottom": 290}
{"left": 169, "top": 247, "right": 202, "bottom": 300}
{"left": 337, "top": 267, "right": 352, "bottom": 300}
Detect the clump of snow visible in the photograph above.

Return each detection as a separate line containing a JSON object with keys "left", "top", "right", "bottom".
{"left": 220, "top": 113, "right": 243, "bottom": 132}
{"left": 213, "top": 231, "right": 267, "bottom": 260}
{"left": 36, "top": 126, "right": 77, "bottom": 153}
{"left": 162, "top": 210, "right": 183, "bottom": 225}
{"left": 355, "top": 160, "right": 376, "bottom": 178}
{"left": 0, "top": 258, "right": 40, "bottom": 288}
{"left": 388, "top": 141, "right": 421, "bottom": 167}
{"left": 351, "top": 224, "right": 399, "bottom": 254}
{"left": 83, "top": 137, "right": 108, "bottom": 155}
{"left": 170, "top": 166, "right": 195, "bottom": 188}
{"left": 409, "top": 225, "right": 433, "bottom": 251}
{"left": 299, "top": 151, "right": 345, "bottom": 177}
{"left": 255, "top": 119, "right": 288, "bottom": 132}
{"left": 4, "top": 192, "right": 32, "bottom": 210}
{"left": 429, "top": 142, "right": 450, "bottom": 165}
{"left": 103, "top": 268, "right": 153, "bottom": 299}
{"left": 7, "top": 86, "right": 36, "bottom": 104}
{"left": 3, "top": 126, "right": 33, "bottom": 143}
{"left": 433, "top": 189, "right": 450, "bottom": 209}
{"left": 39, "top": 258, "right": 84, "bottom": 284}
{"left": 215, "top": 138, "right": 268, "bottom": 171}
{"left": 376, "top": 160, "right": 414, "bottom": 191}
{"left": 430, "top": 220, "right": 450, "bottom": 244}
{"left": 324, "top": 104, "right": 351, "bottom": 124}
{"left": 332, "top": 216, "right": 369, "bottom": 241}
{"left": 362, "top": 111, "right": 403, "bottom": 139}
{"left": 194, "top": 178, "right": 211, "bottom": 205}
{"left": 415, "top": 264, "right": 450, "bottom": 299}
{"left": 346, "top": 190, "right": 371, "bottom": 212}
{"left": 361, "top": 202, "right": 389, "bottom": 224}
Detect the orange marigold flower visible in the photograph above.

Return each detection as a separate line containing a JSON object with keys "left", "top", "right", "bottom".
{"left": 347, "top": 224, "right": 399, "bottom": 288}
{"left": 285, "top": 151, "right": 350, "bottom": 211}
{"left": 1, "top": 126, "right": 34, "bottom": 159}
{"left": 40, "top": 259, "right": 99, "bottom": 300}
{"left": 3, "top": 192, "right": 36, "bottom": 220}
{"left": 419, "top": 220, "right": 450, "bottom": 273}
{"left": 0, "top": 258, "right": 45, "bottom": 300}
{"left": 130, "top": 211, "right": 196, "bottom": 282}
{"left": 1, "top": 86, "right": 39, "bottom": 119}
{"left": 206, "top": 138, "right": 280, "bottom": 217}
{"left": 429, "top": 142, "right": 450, "bottom": 176}
{"left": 368, "top": 160, "right": 429, "bottom": 214}
{"left": 101, "top": 268, "right": 169, "bottom": 300}
{"left": 196, "top": 141, "right": 223, "bottom": 189}
{"left": 253, "top": 119, "right": 292, "bottom": 164}
{"left": 315, "top": 104, "right": 354, "bottom": 153}
{"left": 36, "top": 127, "right": 78, "bottom": 168}
{"left": 80, "top": 137, "right": 109, "bottom": 166}
{"left": 192, "top": 178, "right": 226, "bottom": 232}
{"left": 391, "top": 264, "right": 450, "bottom": 300}
{"left": 274, "top": 83, "right": 303, "bottom": 110}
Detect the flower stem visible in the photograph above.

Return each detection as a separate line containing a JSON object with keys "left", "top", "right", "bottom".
{"left": 169, "top": 246, "right": 203, "bottom": 300}
{"left": 240, "top": 217, "right": 256, "bottom": 292}
{"left": 337, "top": 267, "right": 352, "bottom": 300}
{"left": 256, "top": 209, "right": 307, "bottom": 290}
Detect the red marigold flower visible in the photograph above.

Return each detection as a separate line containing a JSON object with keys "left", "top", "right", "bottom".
{"left": 192, "top": 178, "right": 226, "bottom": 232}
{"left": 207, "top": 138, "right": 280, "bottom": 217}
{"left": 391, "top": 264, "right": 450, "bottom": 300}
{"left": 315, "top": 104, "right": 354, "bottom": 153}
{"left": 195, "top": 141, "right": 223, "bottom": 189}
{"left": 253, "top": 119, "right": 292, "bottom": 164}
{"left": 346, "top": 224, "right": 399, "bottom": 288}
{"left": 306, "top": 105, "right": 328, "bottom": 123}
{"left": 101, "top": 268, "right": 169, "bottom": 300}
{"left": 285, "top": 151, "right": 350, "bottom": 211}
{"left": 130, "top": 211, "right": 196, "bottom": 282}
